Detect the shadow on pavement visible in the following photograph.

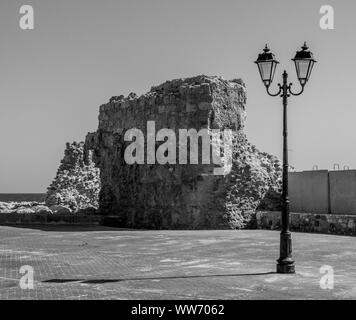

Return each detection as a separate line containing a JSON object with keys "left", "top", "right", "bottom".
{"left": 42, "top": 272, "right": 276, "bottom": 284}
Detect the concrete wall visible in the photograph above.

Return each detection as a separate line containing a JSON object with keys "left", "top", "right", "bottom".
{"left": 289, "top": 170, "right": 356, "bottom": 215}
{"left": 289, "top": 171, "right": 329, "bottom": 214}
{"left": 329, "top": 170, "right": 356, "bottom": 215}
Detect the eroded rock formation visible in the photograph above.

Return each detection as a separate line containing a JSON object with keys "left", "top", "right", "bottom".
{"left": 45, "top": 141, "right": 101, "bottom": 211}
{"left": 85, "top": 75, "right": 281, "bottom": 229}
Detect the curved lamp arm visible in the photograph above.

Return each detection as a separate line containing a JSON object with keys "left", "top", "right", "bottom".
{"left": 266, "top": 84, "right": 283, "bottom": 97}
{"left": 288, "top": 83, "right": 305, "bottom": 96}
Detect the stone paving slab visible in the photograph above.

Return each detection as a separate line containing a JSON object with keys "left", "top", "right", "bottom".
{"left": 0, "top": 226, "right": 355, "bottom": 300}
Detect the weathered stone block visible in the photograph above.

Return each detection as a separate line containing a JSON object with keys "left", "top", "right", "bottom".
{"left": 85, "top": 75, "right": 281, "bottom": 229}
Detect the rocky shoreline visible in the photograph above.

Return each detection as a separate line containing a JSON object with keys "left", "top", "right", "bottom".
{"left": 0, "top": 201, "right": 97, "bottom": 215}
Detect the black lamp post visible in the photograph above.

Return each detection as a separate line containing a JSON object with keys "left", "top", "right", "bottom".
{"left": 254, "top": 43, "right": 316, "bottom": 274}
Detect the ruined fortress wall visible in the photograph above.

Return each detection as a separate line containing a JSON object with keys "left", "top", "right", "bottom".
{"left": 86, "top": 75, "right": 281, "bottom": 229}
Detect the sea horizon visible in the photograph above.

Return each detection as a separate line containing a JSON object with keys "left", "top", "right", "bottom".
{"left": 0, "top": 193, "right": 46, "bottom": 202}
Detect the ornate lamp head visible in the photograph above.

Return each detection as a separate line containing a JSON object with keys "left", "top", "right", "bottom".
{"left": 254, "top": 44, "right": 279, "bottom": 88}
{"left": 292, "top": 42, "right": 317, "bottom": 86}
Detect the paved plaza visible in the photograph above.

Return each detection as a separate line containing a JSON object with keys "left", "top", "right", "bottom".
{"left": 0, "top": 225, "right": 355, "bottom": 299}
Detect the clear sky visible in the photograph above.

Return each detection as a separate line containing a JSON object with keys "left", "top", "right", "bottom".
{"left": 0, "top": 0, "right": 354, "bottom": 192}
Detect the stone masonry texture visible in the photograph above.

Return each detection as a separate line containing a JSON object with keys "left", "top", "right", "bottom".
{"left": 257, "top": 211, "right": 356, "bottom": 236}
{"left": 46, "top": 142, "right": 101, "bottom": 211}
{"left": 85, "top": 75, "right": 282, "bottom": 229}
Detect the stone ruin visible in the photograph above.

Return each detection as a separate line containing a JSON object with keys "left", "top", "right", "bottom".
{"left": 85, "top": 75, "right": 282, "bottom": 229}
{"left": 45, "top": 141, "right": 101, "bottom": 212}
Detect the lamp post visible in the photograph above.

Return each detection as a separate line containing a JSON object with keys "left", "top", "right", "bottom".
{"left": 254, "top": 43, "right": 316, "bottom": 274}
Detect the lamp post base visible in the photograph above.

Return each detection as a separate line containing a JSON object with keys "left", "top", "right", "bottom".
{"left": 276, "top": 232, "right": 295, "bottom": 274}
{"left": 276, "top": 261, "right": 295, "bottom": 274}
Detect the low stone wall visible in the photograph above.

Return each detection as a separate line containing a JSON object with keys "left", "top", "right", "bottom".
{"left": 256, "top": 211, "right": 356, "bottom": 236}
{"left": 0, "top": 213, "right": 102, "bottom": 226}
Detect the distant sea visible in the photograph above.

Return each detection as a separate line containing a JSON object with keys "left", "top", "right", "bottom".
{"left": 0, "top": 193, "right": 46, "bottom": 202}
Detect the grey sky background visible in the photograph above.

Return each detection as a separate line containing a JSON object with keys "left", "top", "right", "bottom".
{"left": 0, "top": 0, "right": 354, "bottom": 192}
